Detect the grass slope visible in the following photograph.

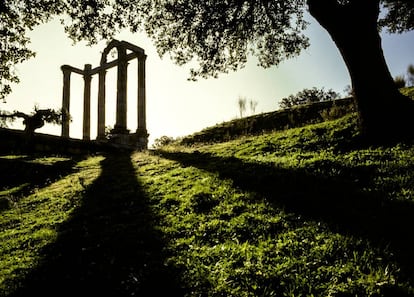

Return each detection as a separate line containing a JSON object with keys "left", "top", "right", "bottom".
{"left": 179, "top": 87, "right": 414, "bottom": 145}
{"left": 1, "top": 113, "right": 414, "bottom": 296}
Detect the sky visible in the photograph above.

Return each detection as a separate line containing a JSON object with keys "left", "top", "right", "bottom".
{"left": 2, "top": 14, "right": 414, "bottom": 146}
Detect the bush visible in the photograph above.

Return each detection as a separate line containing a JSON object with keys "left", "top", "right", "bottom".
{"left": 320, "top": 100, "right": 356, "bottom": 121}
{"left": 394, "top": 75, "right": 407, "bottom": 88}
{"left": 152, "top": 136, "right": 175, "bottom": 149}
{"left": 278, "top": 87, "right": 341, "bottom": 109}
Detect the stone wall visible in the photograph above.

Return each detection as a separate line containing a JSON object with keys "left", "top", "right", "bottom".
{"left": 0, "top": 128, "right": 133, "bottom": 155}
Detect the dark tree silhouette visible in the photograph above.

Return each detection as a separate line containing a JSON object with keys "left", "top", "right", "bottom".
{"left": 279, "top": 87, "right": 341, "bottom": 109}
{"left": 237, "top": 96, "right": 247, "bottom": 118}
{"left": 0, "top": 0, "right": 121, "bottom": 100}
{"left": 0, "top": 107, "right": 65, "bottom": 135}
{"left": 307, "top": 1, "right": 414, "bottom": 141}
{"left": 407, "top": 64, "right": 414, "bottom": 87}
{"left": 141, "top": 0, "right": 414, "bottom": 141}
{"left": 1, "top": 0, "right": 414, "bottom": 141}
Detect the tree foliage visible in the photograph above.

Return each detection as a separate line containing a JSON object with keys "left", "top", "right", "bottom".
{"left": 152, "top": 135, "right": 175, "bottom": 149}
{"left": 249, "top": 99, "right": 258, "bottom": 115}
{"left": 407, "top": 64, "right": 414, "bottom": 87}
{"left": 394, "top": 75, "right": 407, "bottom": 89}
{"left": 237, "top": 96, "right": 247, "bottom": 118}
{"left": 1, "top": 0, "right": 413, "bottom": 110}
{"left": 144, "top": 1, "right": 309, "bottom": 80}
{"left": 279, "top": 87, "right": 341, "bottom": 109}
{"left": 0, "top": 0, "right": 131, "bottom": 101}
{"left": 0, "top": 106, "right": 66, "bottom": 134}
{"left": 379, "top": 0, "right": 414, "bottom": 33}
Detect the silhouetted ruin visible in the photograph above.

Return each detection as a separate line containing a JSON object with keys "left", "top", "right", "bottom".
{"left": 61, "top": 39, "right": 148, "bottom": 149}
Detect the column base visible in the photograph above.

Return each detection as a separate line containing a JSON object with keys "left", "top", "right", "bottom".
{"left": 135, "top": 128, "right": 149, "bottom": 150}
{"left": 111, "top": 126, "right": 130, "bottom": 135}
{"left": 96, "top": 134, "right": 107, "bottom": 142}
{"left": 102, "top": 130, "right": 149, "bottom": 150}
{"left": 107, "top": 133, "right": 131, "bottom": 148}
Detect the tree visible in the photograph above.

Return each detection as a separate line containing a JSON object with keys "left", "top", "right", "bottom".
{"left": 249, "top": 99, "right": 258, "bottom": 115}
{"left": 0, "top": 106, "right": 66, "bottom": 135}
{"left": 407, "top": 64, "right": 414, "bottom": 87}
{"left": 279, "top": 87, "right": 341, "bottom": 109}
{"left": 141, "top": 0, "right": 414, "bottom": 141}
{"left": 237, "top": 97, "right": 247, "bottom": 118}
{"left": 343, "top": 85, "right": 354, "bottom": 97}
{"left": 394, "top": 75, "right": 407, "bottom": 89}
{"left": 0, "top": 0, "right": 123, "bottom": 101}
{"left": 308, "top": 1, "right": 414, "bottom": 141}
{"left": 2, "top": 0, "right": 414, "bottom": 141}
{"left": 152, "top": 135, "right": 175, "bottom": 149}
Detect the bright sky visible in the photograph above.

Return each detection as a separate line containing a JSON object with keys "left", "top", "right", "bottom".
{"left": 3, "top": 15, "right": 414, "bottom": 146}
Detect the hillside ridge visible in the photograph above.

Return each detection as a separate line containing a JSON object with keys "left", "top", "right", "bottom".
{"left": 1, "top": 93, "right": 414, "bottom": 296}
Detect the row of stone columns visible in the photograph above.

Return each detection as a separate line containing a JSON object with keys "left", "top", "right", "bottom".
{"left": 60, "top": 41, "right": 148, "bottom": 148}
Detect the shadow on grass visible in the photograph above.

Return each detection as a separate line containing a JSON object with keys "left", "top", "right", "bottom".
{"left": 10, "top": 153, "right": 183, "bottom": 297}
{"left": 0, "top": 155, "right": 85, "bottom": 209}
{"left": 158, "top": 150, "right": 414, "bottom": 280}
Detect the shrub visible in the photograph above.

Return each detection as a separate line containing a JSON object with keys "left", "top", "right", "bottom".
{"left": 278, "top": 87, "right": 341, "bottom": 109}
{"left": 394, "top": 75, "right": 407, "bottom": 88}
{"left": 153, "top": 135, "right": 175, "bottom": 149}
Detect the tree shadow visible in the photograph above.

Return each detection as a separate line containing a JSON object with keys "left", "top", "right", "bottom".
{"left": 0, "top": 155, "right": 85, "bottom": 210}
{"left": 157, "top": 150, "right": 414, "bottom": 280}
{"left": 10, "top": 152, "right": 183, "bottom": 297}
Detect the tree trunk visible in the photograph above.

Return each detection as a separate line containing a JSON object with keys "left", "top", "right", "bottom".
{"left": 308, "top": 0, "right": 414, "bottom": 142}
{"left": 23, "top": 114, "right": 45, "bottom": 136}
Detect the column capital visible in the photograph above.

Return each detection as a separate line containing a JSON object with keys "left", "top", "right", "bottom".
{"left": 99, "top": 68, "right": 107, "bottom": 75}
{"left": 61, "top": 64, "right": 72, "bottom": 72}
{"left": 138, "top": 54, "right": 147, "bottom": 61}
{"left": 83, "top": 64, "right": 92, "bottom": 74}
{"left": 83, "top": 65, "right": 92, "bottom": 82}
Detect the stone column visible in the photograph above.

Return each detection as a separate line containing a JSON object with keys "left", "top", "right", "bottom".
{"left": 61, "top": 65, "right": 71, "bottom": 138}
{"left": 97, "top": 68, "right": 107, "bottom": 140}
{"left": 137, "top": 55, "right": 147, "bottom": 134}
{"left": 82, "top": 64, "right": 92, "bottom": 140}
{"left": 113, "top": 46, "right": 128, "bottom": 134}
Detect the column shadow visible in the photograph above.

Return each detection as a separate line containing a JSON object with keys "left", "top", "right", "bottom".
{"left": 157, "top": 150, "right": 414, "bottom": 280}
{"left": 0, "top": 155, "right": 85, "bottom": 211}
{"left": 10, "top": 152, "right": 184, "bottom": 297}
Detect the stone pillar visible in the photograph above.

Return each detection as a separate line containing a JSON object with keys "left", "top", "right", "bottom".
{"left": 137, "top": 55, "right": 147, "bottom": 133}
{"left": 113, "top": 46, "right": 128, "bottom": 134}
{"left": 61, "top": 65, "right": 71, "bottom": 138}
{"left": 136, "top": 55, "right": 148, "bottom": 149}
{"left": 97, "top": 69, "right": 107, "bottom": 140}
{"left": 82, "top": 64, "right": 92, "bottom": 140}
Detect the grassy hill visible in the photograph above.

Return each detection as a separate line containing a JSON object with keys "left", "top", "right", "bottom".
{"left": 179, "top": 97, "right": 355, "bottom": 145}
{"left": 1, "top": 108, "right": 414, "bottom": 295}
{"left": 179, "top": 86, "right": 414, "bottom": 145}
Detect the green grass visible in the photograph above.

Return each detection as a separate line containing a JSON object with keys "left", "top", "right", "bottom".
{"left": 0, "top": 155, "right": 103, "bottom": 295}
{"left": 401, "top": 86, "right": 414, "bottom": 99}
{"left": 1, "top": 114, "right": 414, "bottom": 296}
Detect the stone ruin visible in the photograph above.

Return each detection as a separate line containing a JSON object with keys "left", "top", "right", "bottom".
{"left": 60, "top": 39, "right": 148, "bottom": 149}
